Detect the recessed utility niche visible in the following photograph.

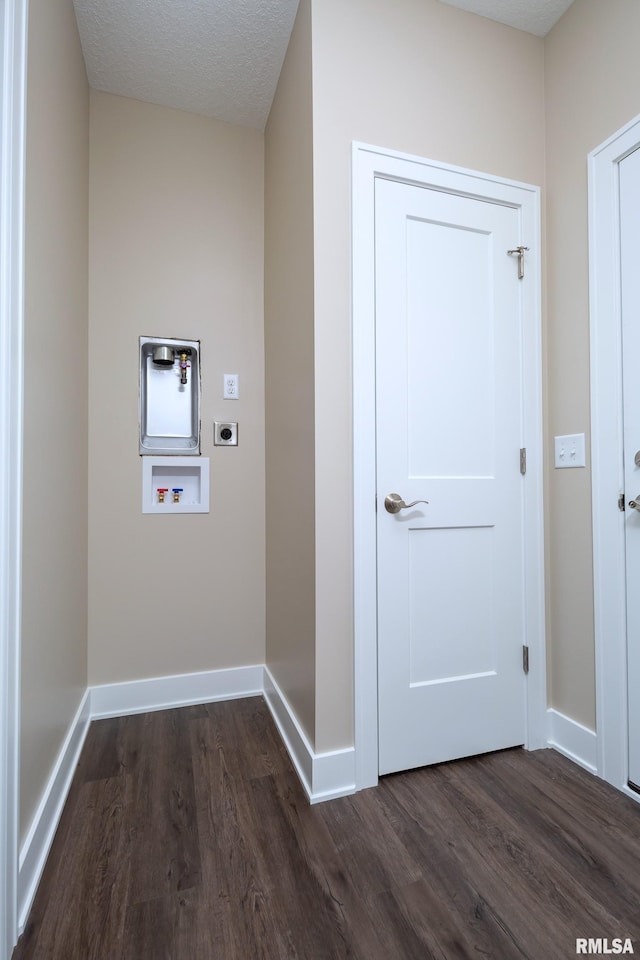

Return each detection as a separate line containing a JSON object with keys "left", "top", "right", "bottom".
{"left": 139, "top": 336, "right": 200, "bottom": 455}
{"left": 142, "top": 457, "right": 210, "bottom": 514}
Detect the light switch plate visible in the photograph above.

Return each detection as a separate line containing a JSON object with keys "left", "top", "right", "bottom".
{"left": 554, "top": 433, "right": 585, "bottom": 468}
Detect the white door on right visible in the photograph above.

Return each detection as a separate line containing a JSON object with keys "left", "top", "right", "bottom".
{"left": 620, "top": 145, "right": 640, "bottom": 791}
{"left": 375, "top": 175, "right": 530, "bottom": 776}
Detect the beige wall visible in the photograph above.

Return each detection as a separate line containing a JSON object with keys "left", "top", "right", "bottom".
{"left": 264, "top": 0, "right": 316, "bottom": 744}
{"left": 20, "top": 0, "right": 634, "bottom": 837}
{"left": 21, "top": 0, "right": 89, "bottom": 841}
{"left": 310, "top": 0, "right": 546, "bottom": 751}
{"left": 544, "top": 0, "right": 640, "bottom": 728}
{"left": 88, "top": 93, "right": 265, "bottom": 683}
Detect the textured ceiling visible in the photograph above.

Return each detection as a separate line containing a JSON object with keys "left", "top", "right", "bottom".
{"left": 438, "top": 0, "right": 575, "bottom": 36}
{"left": 72, "top": 0, "right": 574, "bottom": 132}
{"left": 72, "top": 0, "right": 300, "bottom": 130}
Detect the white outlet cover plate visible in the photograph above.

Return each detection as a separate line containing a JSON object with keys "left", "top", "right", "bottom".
{"left": 223, "top": 373, "right": 239, "bottom": 399}
{"left": 554, "top": 433, "right": 586, "bottom": 468}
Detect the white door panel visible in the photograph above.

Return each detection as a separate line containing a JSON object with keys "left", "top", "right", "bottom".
{"left": 620, "top": 146, "right": 640, "bottom": 790}
{"left": 407, "top": 525, "right": 497, "bottom": 685}
{"left": 376, "top": 176, "right": 526, "bottom": 776}
{"left": 405, "top": 215, "right": 495, "bottom": 479}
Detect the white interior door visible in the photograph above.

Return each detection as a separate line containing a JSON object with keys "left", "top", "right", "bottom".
{"left": 375, "top": 175, "right": 528, "bottom": 776}
{"left": 620, "top": 145, "right": 640, "bottom": 791}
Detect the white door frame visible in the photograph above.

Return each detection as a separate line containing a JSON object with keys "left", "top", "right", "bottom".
{"left": 0, "top": 0, "right": 27, "bottom": 953}
{"left": 352, "top": 142, "right": 546, "bottom": 791}
{"left": 589, "top": 113, "right": 640, "bottom": 802}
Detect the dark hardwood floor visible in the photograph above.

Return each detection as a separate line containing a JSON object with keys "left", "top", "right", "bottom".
{"left": 12, "top": 697, "right": 640, "bottom": 959}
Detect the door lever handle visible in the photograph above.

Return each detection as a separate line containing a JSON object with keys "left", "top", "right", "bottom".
{"left": 629, "top": 497, "right": 640, "bottom": 511}
{"left": 384, "top": 493, "right": 429, "bottom": 514}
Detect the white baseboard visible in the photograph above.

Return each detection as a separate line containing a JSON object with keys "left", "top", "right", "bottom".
{"left": 311, "top": 746, "right": 357, "bottom": 803}
{"left": 547, "top": 707, "right": 598, "bottom": 774}
{"left": 263, "top": 666, "right": 313, "bottom": 793}
{"left": 263, "top": 666, "right": 356, "bottom": 803}
{"left": 18, "top": 689, "right": 91, "bottom": 932}
{"left": 90, "top": 664, "right": 264, "bottom": 719}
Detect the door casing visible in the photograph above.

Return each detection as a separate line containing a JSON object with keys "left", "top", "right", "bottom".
{"left": 0, "top": 0, "right": 27, "bottom": 954}
{"left": 352, "top": 142, "right": 547, "bottom": 791}
{"left": 589, "top": 112, "right": 640, "bottom": 804}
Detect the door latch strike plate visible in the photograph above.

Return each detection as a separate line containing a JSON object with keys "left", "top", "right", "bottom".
{"left": 520, "top": 448, "right": 527, "bottom": 475}
{"left": 619, "top": 493, "right": 626, "bottom": 512}
{"left": 523, "top": 645, "right": 530, "bottom": 674}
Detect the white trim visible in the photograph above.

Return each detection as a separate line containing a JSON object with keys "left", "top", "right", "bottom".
{"left": 310, "top": 749, "right": 356, "bottom": 803}
{"left": 263, "top": 667, "right": 313, "bottom": 794}
{"left": 547, "top": 708, "right": 598, "bottom": 775}
{"left": 263, "top": 667, "right": 356, "bottom": 803}
{"left": 18, "top": 691, "right": 91, "bottom": 933}
{"left": 589, "top": 112, "right": 640, "bottom": 796}
{"left": 0, "top": 0, "right": 27, "bottom": 954}
{"left": 90, "top": 664, "right": 264, "bottom": 719}
{"left": 352, "top": 142, "right": 547, "bottom": 791}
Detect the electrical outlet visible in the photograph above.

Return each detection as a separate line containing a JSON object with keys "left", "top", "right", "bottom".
{"left": 554, "top": 433, "right": 585, "bottom": 468}
{"left": 214, "top": 421, "right": 238, "bottom": 446}
{"left": 223, "top": 374, "right": 239, "bottom": 399}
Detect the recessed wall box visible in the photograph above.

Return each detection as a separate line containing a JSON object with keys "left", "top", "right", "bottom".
{"left": 142, "top": 457, "right": 210, "bottom": 514}
{"left": 139, "top": 336, "right": 200, "bottom": 455}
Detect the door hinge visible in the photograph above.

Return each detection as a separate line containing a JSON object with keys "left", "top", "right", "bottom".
{"left": 522, "top": 645, "right": 530, "bottom": 674}
{"left": 507, "top": 245, "right": 530, "bottom": 280}
{"left": 619, "top": 493, "right": 626, "bottom": 512}
{"left": 520, "top": 448, "right": 527, "bottom": 475}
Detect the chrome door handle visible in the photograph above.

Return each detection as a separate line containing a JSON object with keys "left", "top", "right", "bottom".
{"left": 384, "top": 493, "right": 429, "bottom": 514}
{"left": 629, "top": 497, "right": 640, "bottom": 511}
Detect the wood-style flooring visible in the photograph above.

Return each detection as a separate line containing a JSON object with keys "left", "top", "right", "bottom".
{"left": 12, "top": 697, "right": 640, "bottom": 959}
